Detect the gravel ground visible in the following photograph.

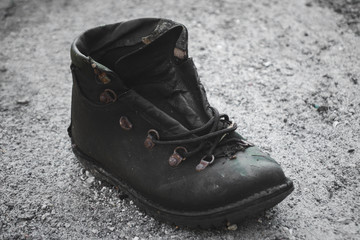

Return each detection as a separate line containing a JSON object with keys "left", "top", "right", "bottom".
{"left": 1, "top": 0, "right": 359, "bottom": 239}
{"left": 316, "top": 0, "right": 360, "bottom": 35}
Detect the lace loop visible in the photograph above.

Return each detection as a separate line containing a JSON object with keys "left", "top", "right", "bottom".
{"left": 196, "top": 155, "right": 215, "bottom": 171}
{"left": 152, "top": 123, "right": 237, "bottom": 145}
{"left": 168, "top": 146, "right": 188, "bottom": 167}
{"left": 144, "top": 129, "right": 160, "bottom": 150}
{"left": 144, "top": 107, "right": 252, "bottom": 170}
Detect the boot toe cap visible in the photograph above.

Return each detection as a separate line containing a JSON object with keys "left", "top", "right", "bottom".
{"left": 155, "top": 146, "right": 290, "bottom": 212}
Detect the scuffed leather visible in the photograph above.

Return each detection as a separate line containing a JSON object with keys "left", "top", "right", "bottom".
{"left": 70, "top": 18, "right": 289, "bottom": 212}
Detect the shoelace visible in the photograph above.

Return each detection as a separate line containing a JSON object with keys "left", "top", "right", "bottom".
{"left": 144, "top": 107, "right": 253, "bottom": 171}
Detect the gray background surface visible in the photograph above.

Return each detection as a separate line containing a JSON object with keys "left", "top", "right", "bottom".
{"left": 0, "top": 0, "right": 359, "bottom": 239}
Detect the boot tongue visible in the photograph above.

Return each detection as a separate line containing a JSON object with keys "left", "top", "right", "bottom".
{"left": 114, "top": 26, "right": 182, "bottom": 81}
{"left": 114, "top": 27, "right": 210, "bottom": 130}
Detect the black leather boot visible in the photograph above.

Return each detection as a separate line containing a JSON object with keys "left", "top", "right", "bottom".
{"left": 69, "top": 18, "right": 294, "bottom": 228}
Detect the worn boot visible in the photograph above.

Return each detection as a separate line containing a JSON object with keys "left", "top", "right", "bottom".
{"left": 69, "top": 18, "right": 293, "bottom": 228}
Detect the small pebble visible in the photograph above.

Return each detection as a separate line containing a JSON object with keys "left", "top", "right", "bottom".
{"left": 16, "top": 99, "right": 30, "bottom": 105}
{"left": 337, "top": 218, "right": 352, "bottom": 224}
{"left": 41, "top": 213, "right": 50, "bottom": 221}
{"left": 350, "top": 77, "right": 358, "bottom": 85}
{"left": 262, "top": 61, "right": 272, "bottom": 67}
{"left": 86, "top": 176, "right": 95, "bottom": 184}
{"left": 18, "top": 213, "right": 35, "bottom": 221}
{"left": 282, "top": 68, "right": 294, "bottom": 76}
{"left": 227, "top": 224, "right": 238, "bottom": 231}
{"left": 317, "top": 106, "right": 329, "bottom": 113}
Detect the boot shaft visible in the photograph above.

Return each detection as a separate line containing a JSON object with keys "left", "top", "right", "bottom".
{"left": 70, "top": 18, "right": 210, "bottom": 129}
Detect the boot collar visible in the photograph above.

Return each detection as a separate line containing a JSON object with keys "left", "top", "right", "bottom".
{"left": 70, "top": 18, "right": 188, "bottom": 93}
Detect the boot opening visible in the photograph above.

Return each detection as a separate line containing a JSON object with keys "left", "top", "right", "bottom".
{"left": 75, "top": 19, "right": 187, "bottom": 73}
{"left": 72, "top": 19, "right": 211, "bottom": 130}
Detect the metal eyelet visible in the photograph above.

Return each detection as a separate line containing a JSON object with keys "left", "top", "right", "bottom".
{"left": 196, "top": 155, "right": 215, "bottom": 172}
{"left": 119, "top": 116, "right": 133, "bottom": 130}
{"left": 92, "top": 63, "right": 111, "bottom": 84}
{"left": 99, "top": 89, "right": 117, "bottom": 103}
{"left": 169, "top": 146, "right": 188, "bottom": 167}
{"left": 144, "top": 129, "right": 159, "bottom": 150}
{"left": 147, "top": 129, "right": 159, "bottom": 139}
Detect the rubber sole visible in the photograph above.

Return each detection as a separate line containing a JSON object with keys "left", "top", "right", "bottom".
{"left": 72, "top": 144, "right": 294, "bottom": 228}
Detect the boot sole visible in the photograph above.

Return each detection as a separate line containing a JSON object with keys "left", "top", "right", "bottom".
{"left": 72, "top": 143, "right": 294, "bottom": 228}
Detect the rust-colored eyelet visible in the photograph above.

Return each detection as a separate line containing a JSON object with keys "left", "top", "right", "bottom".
{"left": 196, "top": 155, "right": 215, "bottom": 172}
{"left": 97, "top": 72, "right": 111, "bottom": 84}
{"left": 119, "top": 116, "right": 132, "bottom": 130}
{"left": 169, "top": 146, "right": 188, "bottom": 167}
{"left": 144, "top": 129, "right": 159, "bottom": 150}
{"left": 147, "top": 129, "right": 159, "bottom": 140}
{"left": 99, "top": 89, "right": 117, "bottom": 103}
{"left": 92, "top": 63, "right": 111, "bottom": 84}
